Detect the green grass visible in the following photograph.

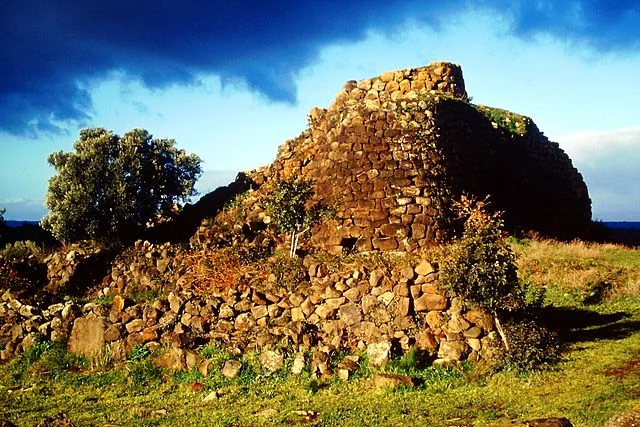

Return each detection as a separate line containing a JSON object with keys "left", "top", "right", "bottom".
{"left": 1, "top": 239, "right": 640, "bottom": 426}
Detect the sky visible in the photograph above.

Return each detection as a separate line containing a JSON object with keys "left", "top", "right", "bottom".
{"left": 1, "top": 1, "right": 639, "bottom": 221}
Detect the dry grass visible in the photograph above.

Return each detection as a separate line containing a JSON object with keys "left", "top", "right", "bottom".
{"left": 186, "top": 249, "right": 261, "bottom": 295}
{"left": 514, "top": 238, "right": 640, "bottom": 301}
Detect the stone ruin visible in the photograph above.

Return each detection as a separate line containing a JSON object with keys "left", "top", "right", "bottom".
{"left": 0, "top": 61, "right": 592, "bottom": 376}
{"left": 253, "top": 61, "right": 591, "bottom": 254}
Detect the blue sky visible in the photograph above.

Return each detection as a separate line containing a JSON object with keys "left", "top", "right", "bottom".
{"left": 1, "top": 1, "right": 639, "bottom": 221}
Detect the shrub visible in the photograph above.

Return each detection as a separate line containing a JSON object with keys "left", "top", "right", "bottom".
{"left": 1, "top": 240, "right": 43, "bottom": 261}
{"left": 264, "top": 179, "right": 313, "bottom": 235}
{"left": 439, "top": 196, "right": 523, "bottom": 314}
{"left": 440, "top": 197, "right": 561, "bottom": 370}
{"left": 127, "top": 344, "right": 152, "bottom": 362}
{"left": 41, "top": 127, "right": 202, "bottom": 243}
{"left": 501, "top": 318, "right": 561, "bottom": 371}
{"left": 271, "top": 253, "right": 307, "bottom": 291}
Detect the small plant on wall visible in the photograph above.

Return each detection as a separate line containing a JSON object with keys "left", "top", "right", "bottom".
{"left": 264, "top": 178, "right": 332, "bottom": 257}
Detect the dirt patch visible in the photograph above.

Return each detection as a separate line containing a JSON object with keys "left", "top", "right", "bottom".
{"left": 604, "top": 353, "right": 640, "bottom": 379}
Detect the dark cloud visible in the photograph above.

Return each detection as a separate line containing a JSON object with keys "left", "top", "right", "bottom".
{"left": 1, "top": 0, "right": 639, "bottom": 136}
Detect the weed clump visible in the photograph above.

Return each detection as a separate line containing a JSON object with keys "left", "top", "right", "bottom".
{"left": 270, "top": 253, "right": 307, "bottom": 291}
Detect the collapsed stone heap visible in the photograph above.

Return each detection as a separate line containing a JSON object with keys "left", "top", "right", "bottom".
{"left": 1, "top": 242, "right": 498, "bottom": 374}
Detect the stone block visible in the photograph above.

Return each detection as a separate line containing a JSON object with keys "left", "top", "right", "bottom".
{"left": 415, "top": 330, "right": 438, "bottom": 350}
{"left": 437, "top": 340, "right": 468, "bottom": 361}
{"left": 426, "top": 310, "right": 445, "bottom": 328}
{"left": 339, "top": 303, "right": 363, "bottom": 326}
{"left": 222, "top": 360, "right": 242, "bottom": 379}
{"left": 68, "top": 314, "right": 105, "bottom": 359}
{"left": 373, "top": 373, "right": 414, "bottom": 389}
{"left": 372, "top": 237, "right": 398, "bottom": 251}
{"left": 260, "top": 350, "right": 284, "bottom": 374}
{"left": 366, "top": 341, "right": 392, "bottom": 367}
{"left": 415, "top": 260, "right": 435, "bottom": 276}
{"left": 343, "top": 287, "right": 360, "bottom": 302}
{"left": 155, "top": 347, "right": 185, "bottom": 371}
{"left": 395, "top": 297, "right": 411, "bottom": 317}
{"left": 414, "top": 294, "right": 448, "bottom": 312}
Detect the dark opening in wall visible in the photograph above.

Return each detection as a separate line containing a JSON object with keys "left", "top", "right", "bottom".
{"left": 340, "top": 237, "right": 358, "bottom": 254}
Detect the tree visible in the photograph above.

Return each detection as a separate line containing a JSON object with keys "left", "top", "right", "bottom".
{"left": 41, "top": 128, "right": 202, "bottom": 243}
{"left": 264, "top": 179, "right": 334, "bottom": 257}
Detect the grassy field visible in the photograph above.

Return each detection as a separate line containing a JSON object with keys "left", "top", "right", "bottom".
{"left": 1, "top": 239, "right": 639, "bottom": 426}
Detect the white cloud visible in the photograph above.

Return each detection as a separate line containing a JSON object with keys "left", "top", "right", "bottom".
{"left": 556, "top": 127, "right": 640, "bottom": 220}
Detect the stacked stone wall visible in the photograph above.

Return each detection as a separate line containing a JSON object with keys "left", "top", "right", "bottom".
{"left": 253, "top": 61, "right": 590, "bottom": 254}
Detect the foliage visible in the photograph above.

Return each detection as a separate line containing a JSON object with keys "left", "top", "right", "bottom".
{"left": 476, "top": 105, "right": 529, "bottom": 135}
{"left": 127, "top": 344, "right": 152, "bottom": 362}
{"left": 41, "top": 128, "right": 202, "bottom": 243}
{"left": 264, "top": 178, "right": 334, "bottom": 256}
{"left": 439, "top": 196, "right": 523, "bottom": 314}
{"left": 264, "top": 179, "right": 314, "bottom": 234}
{"left": 188, "top": 248, "right": 263, "bottom": 295}
{"left": 92, "top": 294, "right": 115, "bottom": 307}
{"left": 1, "top": 240, "right": 43, "bottom": 261}
{"left": 0, "top": 207, "right": 5, "bottom": 240}
{"left": 270, "top": 253, "right": 307, "bottom": 291}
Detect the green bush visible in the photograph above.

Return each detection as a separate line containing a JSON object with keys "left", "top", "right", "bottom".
{"left": 440, "top": 197, "right": 560, "bottom": 371}
{"left": 264, "top": 179, "right": 313, "bottom": 234}
{"left": 127, "top": 343, "right": 152, "bottom": 362}
{"left": 264, "top": 178, "right": 333, "bottom": 257}
{"left": 439, "top": 196, "right": 523, "bottom": 314}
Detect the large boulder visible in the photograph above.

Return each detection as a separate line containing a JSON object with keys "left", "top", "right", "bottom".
{"left": 67, "top": 313, "right": 105, "bottom": 359}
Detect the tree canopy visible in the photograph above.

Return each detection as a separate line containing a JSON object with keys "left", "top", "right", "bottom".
{"left": 41, "top": 128, "right": 202, "bottom": 243}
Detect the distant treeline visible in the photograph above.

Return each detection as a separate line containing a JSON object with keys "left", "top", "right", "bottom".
{"left": 1, "top": 221, "right": 57, "bottom": 248}
{"left": 602, "top": 222, "right": 640, "bottom": 246}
